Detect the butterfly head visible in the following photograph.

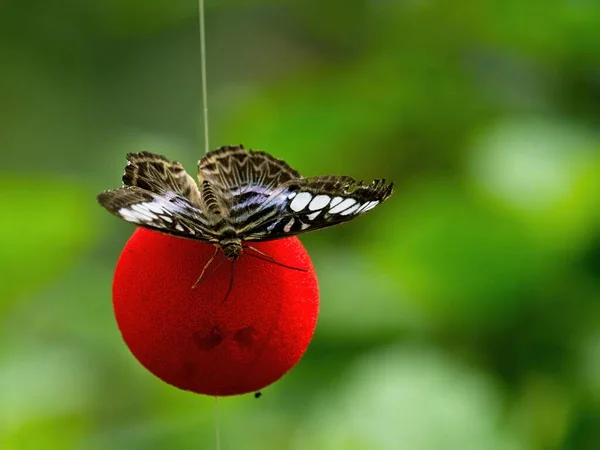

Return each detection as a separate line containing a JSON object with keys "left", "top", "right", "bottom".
{"left": 220, "top": 241, "right": 243, "bottom": 261}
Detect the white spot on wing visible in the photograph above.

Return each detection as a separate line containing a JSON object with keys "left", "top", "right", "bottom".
{"left": 161, "top": 215, "right": 173, "bottom": 223}
{"left": 288, "top": 192, "right": 297, "bottom": 200}
{"left": 307, "top": 211, "right": 321, "bottom": 220}
{"left": 341, "top": 203, "right": 361, "bottom": 216}
{"left": 353, "top": 203, "right": 370, "bottom": 215}
{"left": 301, "top": 222, "right": 311, "bottom": 230}
{"left": 284, "top": 218, "right": 295, "bottom": 233}
{"left": 290, "top": 192, "right": 312, "bottom": 212}
{"left": 118, "top": 208, "right": 141, "bottom": 223}
{"left": 144, "top": 202, "right": 167, "bottom": 214}
{"left": 363, "top": 200, "right": 380, "bottom": 212}
{"left": 330, "top": 197, "right": 343, "bottom": 208}
{"left": 131, "top": 204, "right": 159, "bottom": 220}
{"left": 309, "top": 195, "right": 330, "bottom": 211}
{"left": 329, "top": 198, "right": 356, "bottom": 214}
{"left": 119, "top": 206, "right": 155, "bottom": 222}
{"left": 175, "top": 224, "right": 184, "bottom": 232}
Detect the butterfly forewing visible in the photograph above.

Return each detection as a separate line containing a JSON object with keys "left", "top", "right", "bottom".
{"left": 97, "top": 186, "right": 216, "bottom": 242}
{"left": 239, "top": 176, "right": 394, "bottom": 241}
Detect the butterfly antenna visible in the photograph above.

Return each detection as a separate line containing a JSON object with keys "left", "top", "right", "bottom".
{"left": 220, "top": 261, "right": 235, "bottom": 305}
{"left": 243, "top": 245, "right": 308, "bottom": 272}
{"left": 192, "top": 247, "right": 220, "bottom": 289}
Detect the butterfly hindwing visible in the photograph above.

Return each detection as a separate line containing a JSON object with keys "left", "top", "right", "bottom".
{"left": 198, "top": 145, "right": 300, "bottom": 191}
{"left": 97, "top": 186, "right": 216, "bottom": 242}
{"left": 240, "top": 175, "right": 394, "bottom": 241}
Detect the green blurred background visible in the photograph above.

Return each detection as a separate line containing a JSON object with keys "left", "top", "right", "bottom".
{"left": 2, "top": 0, "right": 600, "bottom": 449}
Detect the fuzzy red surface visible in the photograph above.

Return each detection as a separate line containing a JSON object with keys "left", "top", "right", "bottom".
{"left": 112, "top": 228, "right": 319, "bottom": 396}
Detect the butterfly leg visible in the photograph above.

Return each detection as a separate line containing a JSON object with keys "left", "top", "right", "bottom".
{"left": 220, "top": 261, "right": 235, "bottom": 305}
{"left": 243, "top": 245, "right": 308, "bottom": 272}
{"left": 192, "top": 246, "right": 220, "bottom": 289}
{"left": 243, "top": 245, "right": 277, "bottom": 262}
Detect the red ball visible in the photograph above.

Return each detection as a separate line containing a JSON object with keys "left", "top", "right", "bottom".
{"left": 112, "top": 228, "right": 319, "bottom": 396}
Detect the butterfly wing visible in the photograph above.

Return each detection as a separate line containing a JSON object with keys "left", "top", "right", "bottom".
{"left": 123, "top": 151, "right": 202, "bottom": 205}
{"left": 197, "top": 145, "right": 302, "bottom": 217}
{"left": 100, "top": 151, "right": 213, "bottom": 241}
{"left": 99, "top": 147, "right": 394, "bottom": 244}
{"left": 240, "top": 175, "right": 394, "bottom": 241}
{"left": 97, "top": 186, "right": 217, "bottom": 242}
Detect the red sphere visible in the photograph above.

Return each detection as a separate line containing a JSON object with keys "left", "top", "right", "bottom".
{"left": 112, "top": 228, "right": 319, "bottom": 396}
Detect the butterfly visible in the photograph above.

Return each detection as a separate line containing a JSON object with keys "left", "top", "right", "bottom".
{"left": 97, "top": 145, "right": 394, "bottom": 289}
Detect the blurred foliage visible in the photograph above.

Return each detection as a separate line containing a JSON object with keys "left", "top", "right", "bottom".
{"left": 1, "top": 0, "right": 600, "bottom": 449}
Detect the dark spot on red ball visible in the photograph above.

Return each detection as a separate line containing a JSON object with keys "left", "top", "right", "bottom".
{"left": 233, "top": 326, "right": 256, "bottom": 348}
{"left": 193, "top": 325, "right": 224, "bottom": 350}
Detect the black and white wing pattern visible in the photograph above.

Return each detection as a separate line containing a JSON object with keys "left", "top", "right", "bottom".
{"left": 123, "top": 151, "right": 202, "bottom": 205}
{"left": 239, "top": 174, "right": 394, "bottom": 241}
{"left": 196, "top": 145, "right": 393, "bottom": 240}
{"left": 197, "top": 145, "right": 300, "bottom": 215}
{"left": 98, "top": 145, "right": 394, "bottom": 244}
{"left": 97, "top": 152, "right": 216, "bottom": 242}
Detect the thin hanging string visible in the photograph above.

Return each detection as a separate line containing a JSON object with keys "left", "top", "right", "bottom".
{"left": 214, "top": 396, "right": 221, "bottom": 450}
{"left": 199, "top": 0, "right": 210, "bottom": 155}
{"left": 199, "top": 4, "right": 219, "bottom": 448}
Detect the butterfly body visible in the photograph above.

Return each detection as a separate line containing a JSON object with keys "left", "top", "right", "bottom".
{"left": 98, "top": 145, "right": 394, "bottom": 261}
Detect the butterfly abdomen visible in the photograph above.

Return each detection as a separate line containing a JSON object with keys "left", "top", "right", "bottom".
{"left": 200, "top": 180, "right": 223, "bottom": 217}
